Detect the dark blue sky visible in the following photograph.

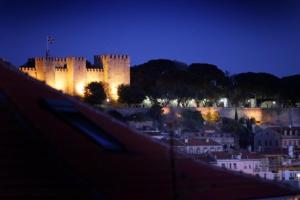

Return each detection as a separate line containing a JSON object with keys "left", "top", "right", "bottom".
{"left": 0, "top": 0, "right": 299, "bottom": 76}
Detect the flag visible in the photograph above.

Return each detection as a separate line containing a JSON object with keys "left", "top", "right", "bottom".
{"left": 47, "top": 36, "right": 55, "bottom": 44}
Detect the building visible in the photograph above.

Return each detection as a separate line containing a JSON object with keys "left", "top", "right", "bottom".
{"left": 19, "top": 54, "right": 130, "bottom": 100}
{"left": 254, "top": 127, "right": 281, "bottom": 151}
{"left": 254, "top": 126, "right": 300, "bottom": 151}
{"left": 210, "top": 152, "right": 268, "bottom": 176}
{"left": 272, "top": 126, "right": 300, "bottom": 149}
{"left": 167, "top": 138, "right": 223, "bottom": 154}
{"left": 197, "top": 129, "right": 235, "bottom": 150}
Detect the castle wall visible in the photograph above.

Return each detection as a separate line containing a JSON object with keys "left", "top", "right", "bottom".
{"left": 116, "top": 107, "right": 300, "bottom": 126}
{"left": 54, "top": 68, "right": 68, "bottom": 93}
{"left": 35, "top": 57, "right": 67, "bottom": 88}
{"left": 96, "top": 54, "right": 130, "bottom": 100}
{"left": 19, "top": 67, "right": 37, "bottom": 79}
{"left": 86, "top": 69, "right": 104, "bottom": 84}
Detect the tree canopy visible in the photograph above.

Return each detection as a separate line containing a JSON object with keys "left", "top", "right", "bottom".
{"left": 84, "top": 82, "right": 107, "bottom": 105}
{"left": 130, "top": 59, "right": 300, "bottom": 107}
{"left": 118, "top": 84, "right": 145, "bottom": 106}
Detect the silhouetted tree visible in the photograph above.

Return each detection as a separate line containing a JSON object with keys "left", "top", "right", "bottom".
{"left": 118, "top": 84, "right": 145, "bottom": 106}
{"left": 279, "top": 75, "right": 300, "bottom": 107}
{"left": 180, "top": 110, "right": 204, "bottom": 130}
{"left": 84, "top": 82, "right": 106, "bottom": 105}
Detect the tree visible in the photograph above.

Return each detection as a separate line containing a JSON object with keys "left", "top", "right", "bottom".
{"left": 233, "top": 72, "right": 280, "bottom": 105}
{"left": 84, "top": 82, "right": 107, "bottom": 105}
{"left": 279, "top": 75, "right": 300, "bottom": 107}
{"left": 179, "top": 110, "right": 204, "bottom": 130}
{"left": 118, "top": 84, "right": 145, "bottom": 106}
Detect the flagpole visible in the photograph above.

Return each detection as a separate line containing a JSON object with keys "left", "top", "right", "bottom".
{"left": 46, "top": 35, "right": 49, "bottom": 58}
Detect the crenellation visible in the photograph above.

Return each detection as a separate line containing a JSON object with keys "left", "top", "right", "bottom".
{"left": 86, "top": 68, "right": 103, "bottom": 72}
{"left": 55, "top": 67, "right": 68, "bottom": 72}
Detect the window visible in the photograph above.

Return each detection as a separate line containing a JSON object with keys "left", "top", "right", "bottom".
{"left": 233, "top": 163, "right": 237, "bottom": 169}
{"left": 40, "top": 99, "right": 125, "bottom": 152}
{"left": 221, "top": 163, "right": 225, "bottom": 168}
{"left": 229, "top": 163, "right": 232, "bottom": 169}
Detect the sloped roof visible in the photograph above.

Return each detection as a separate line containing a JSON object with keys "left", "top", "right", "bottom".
{"left": 0, "top": 61, "right": 298, "bottom": 199}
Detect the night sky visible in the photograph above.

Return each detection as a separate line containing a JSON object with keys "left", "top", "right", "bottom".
{"left": 1, "top": 0, "right": 300, "bottom": 76}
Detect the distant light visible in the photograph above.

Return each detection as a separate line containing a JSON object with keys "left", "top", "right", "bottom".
{"left": 106, "top": 98, "right": 110, "bottom": 103}
{"left": 162, "top": 107, "right": 170, "bottom": 115}
{"left": 272, "top": 101, "right": 276, "bottom": 105}
{"left": 76, "top": 82, "right": 85, "bottom": 96}
{"left": 297, "top": 173, "right": 300, "bottom": 179}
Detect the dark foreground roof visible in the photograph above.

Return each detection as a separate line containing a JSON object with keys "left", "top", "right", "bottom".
{"left": 0, "top": 61, "right": 298, "bottom": 199}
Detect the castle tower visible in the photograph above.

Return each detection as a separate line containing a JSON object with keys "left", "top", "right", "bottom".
{"left": 35, "top": 57, "right": 66, "bottom": 89}
{"left": 94, "top": 54, "right": 130, "bottom": 100}
{"left": 66, "top": 57, "right": 87, "bottom": 96}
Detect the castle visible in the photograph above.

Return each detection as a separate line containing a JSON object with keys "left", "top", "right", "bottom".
{"left": 20, "top": 54, "right": 130, "bottom": 100}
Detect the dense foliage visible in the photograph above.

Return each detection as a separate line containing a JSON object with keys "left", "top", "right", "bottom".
{"left": 131, "top": 59, "right": 300, "bottom": 107}
{"left": 84, "top": 82, "right": 107, "bottom": 105}
{"left": 118, "top": 84, "right": 145, "bottom": 106}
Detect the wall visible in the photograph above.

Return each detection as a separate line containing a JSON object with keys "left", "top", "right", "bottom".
{"left": 196, "top": 107, "right": 300, "bottom": 126}
{"left": 116, "top": 107, "right": 300, "bottom": 126}
{"left": 54, "top": 68, "right": 68, "bottom": 93}
{"left": 86, "top": 69, "right": 104, "bottom": 84}
{"left": 19, "top": 67, "right": 37, "bottom": 78}
{"left": 96, "top": 54, "right": 130, "bottom": 100}
{"left": 67, "top": 57, "right": 86, "bottom": 96}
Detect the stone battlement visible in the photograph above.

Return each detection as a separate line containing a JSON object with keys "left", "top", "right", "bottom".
{"left": 20, "top": 66, "right": 36, "bottom": 71}
{"left": 67, "top": 57, "right": 85, "bottom": 61}
{"left": 36, "top": 57, "right": 67, "bottom": 62}
{"left": 35, "top": 57, "right": 86, "bottom": 62}
{"left": 98, "top": 54, "right": 129, "bottom": 60}
{"left": 86, "top": 68, "right": 103, "bottom": 72}
{"left": 55, "top": 67, "right": 68, "bottom": 72}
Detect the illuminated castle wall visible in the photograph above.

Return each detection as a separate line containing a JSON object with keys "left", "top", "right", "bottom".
{"left": 20, "top": 54, "right": 130, "bottom": 100}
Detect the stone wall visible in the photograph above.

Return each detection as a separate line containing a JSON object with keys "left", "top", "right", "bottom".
{"left": 116, "top": 107, "right": 300, "bottom": 126}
